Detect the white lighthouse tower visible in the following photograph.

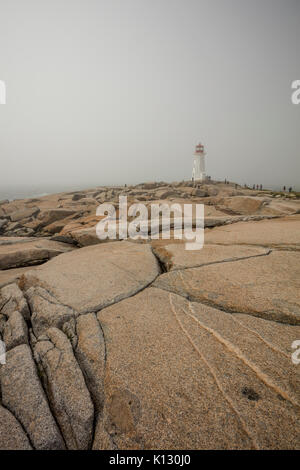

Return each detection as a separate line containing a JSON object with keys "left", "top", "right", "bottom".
{"left": 192, "top": 143, "right": 206, "bottom": 182}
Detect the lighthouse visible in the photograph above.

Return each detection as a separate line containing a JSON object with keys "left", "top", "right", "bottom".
{"left": 192, "top": 143, "right": 206, "bottom": 182}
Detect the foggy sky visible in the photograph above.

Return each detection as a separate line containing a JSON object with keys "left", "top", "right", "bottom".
{"left": 0, "top": 0, "right": 299, "bottom": 198}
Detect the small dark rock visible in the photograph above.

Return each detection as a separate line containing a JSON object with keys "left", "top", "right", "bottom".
{"left": 241, "top": 387, "right": 260, "bottom": 401}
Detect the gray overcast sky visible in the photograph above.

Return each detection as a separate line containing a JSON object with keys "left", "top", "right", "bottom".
{"left": 0, "top": 0, "right": 299, "bottom": 197}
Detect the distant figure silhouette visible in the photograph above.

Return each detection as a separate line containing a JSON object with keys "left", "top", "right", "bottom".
{"left": 289, "top": 187, "right": 292, "bottom": 193}
{"left": 253, "top": 184, "right": 255, "bottom": 190}
{"left": 283, "top": 186, "right": 286, "bottom": 191}
{"left": 260, "top": 184, "right": 262, "bottom": 190}
{"left": 256, "top": 184, "right": 259, "bottom": 190}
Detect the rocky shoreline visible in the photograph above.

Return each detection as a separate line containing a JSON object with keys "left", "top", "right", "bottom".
{"left": 0, "top": 180, "right": 299, "bottom": 449}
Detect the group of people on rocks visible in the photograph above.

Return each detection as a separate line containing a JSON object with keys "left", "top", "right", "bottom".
{"left": 224, "top": 179, "right": 294, "bottom": 193}
{"left": 250, "top": 184, "right": 293, "bottom": 192}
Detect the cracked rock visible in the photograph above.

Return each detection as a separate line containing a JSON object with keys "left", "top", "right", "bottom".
{"left": 22, "top": 241, "right": 160, "bottom": 313}
{"left": 3, "top": 310, "right": 29, "bottom": 350}
{"left": 204, "top": 215, "right": 300, "bottom": 250}
{"left": 0, "top": 283, "right": 30, "bottom": 320}
{"left": 94, "top": 287, "right": 300, "bottom": 450}
{"left": 0, "top": 405, "right": 32, "bottom": 450}
{"left": 0, "top": 266, "right": 39, "bottom": 289}
{"left": 154, "top": 251, "right": 300, "bottom": 324}
{"left": 152, "top": 243, "right": 269, "bottom": 271}
{"left": 0, "top": 314, "right": 6, "bottom": 335}
{"left": 0, "top": 238, "right": 75, "bottom": 269}
{"left": 75, "top": 313, "right": 106, "bottom": 414}
{"left": 0, "top": 344, "right": 65, "bottom": 449}
{"left": 25, "top": 286, "right": 75, "bottom": 337}
{"left": 34, "top": 327, "right": 94, "bottom": 450}
{"left": 9, "top": 207, "right": 40, "bottom": 222}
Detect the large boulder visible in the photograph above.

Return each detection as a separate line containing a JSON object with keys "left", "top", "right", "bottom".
{"left": 67, "top": 226, "right": 101, "bottom": 247}
{"left": 37, "top": 209, "right": 77, "bottom": 228}
{"left": 191, "top": 188, "right": 208, "bottom": 197}
{"left": 42, "top": 216, "right": 76, "bottom": 235}
{"left": 9, "top": 207, "right": 40, "bottom": 222}
{"left": 263, "top": 201, "right": 300, "bottom": 216}
{"left": 72, "top": 193, "right": 86, "bottom": 201}
{"left": 217, "top": 196, "right": 265, "bottom": 215}
{"left": 154, "top": 189, "right": 179, "bottom": 199}
{"left": 0, "top": 238, "right": 75, "bottom": 269}
{"left": 139, "top": 182, "right": 159, "bottom": 190}
{"left": 21, "top": 242, "right": 160, "bottom": 313}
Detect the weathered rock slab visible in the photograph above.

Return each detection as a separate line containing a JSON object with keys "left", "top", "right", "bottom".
{"left": 204, "top": 215, "right": 300, "bottom": 250}
{"left": 69, "top": 226, "right": 101, "bottom": 247}
{"left": 0, "top": 265, "right": 38, "bottom": 289}
{"left": 217, "top": 196, "right": 265, "bottom": 215}
{"left": 9, "top": 207, "right": 40, "bottom": 222}
{"left": 75, "top": 313, "right": 106, "bottom": 413}
{"left": 3, "top": 310, "right": 28, "bottom": 350}
{"left": 154, "top": 251, "right": 300, "bottom": 324}
{"left": 153, "top": 243, "right": 269, "bottom": 271}
{"left": 0, "top": 406, "right": 32, "bottom": 450}
{"left": 37, "top": 209, "right": 77, "bottom": 228}
{"left": 22, "top": 241, "right": 160, "bottom": 313}
{"left": 0, "top": 344, "right": 65, "bottom": 449}
{"left": 0, "top": 283, "right": 30, "bottom": 320}
{"left": 25, "top": 286, "right": 75, "bottom": 337}
{"left": 94, "top": 287, "right": 300, "bottom": 450}
{"left": 34, "top": 328, "right": 94, "bottom": 450}
{"left": 0, "top": 238, "right": 75, "bottom": 269}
